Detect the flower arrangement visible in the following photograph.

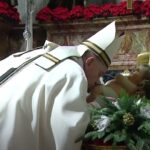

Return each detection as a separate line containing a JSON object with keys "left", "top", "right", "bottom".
{"left": 84, "top": 93, "right": 150, "bottom": 150}
{"left": 0, "top": 0, "right": 20, "bottom": 24}
{"left": 36, "top": 0, "right": 150, "bottom": 23}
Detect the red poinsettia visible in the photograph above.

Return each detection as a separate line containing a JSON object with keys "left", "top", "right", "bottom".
{"left": 0, "top": 1, "right": 20, "bottom": 24}
{"left": 100, "top": 3, "right": 114, "bottom": 17}
{"left": 132, "top": 0, "right": 142, "bottom": 16}
{"left": 69, "top": 5, "right": 84, "bottom": 20}
{"left": 83, "top": 6, "right": 96, "bottom": 20}
{"left": 36, "top": 6, "right": 70, "bottom": 22}
{"left": 141, "top": 0, "right": 150, "bottom": 17}
{"left": 83, "top": 4, "right": 102, "bottom": 20}
{"left": 51, "top": 7, "right": 70, "bottom": 22}
{"left": 114, "top": 1, "right": 132, "bottom": 16}
{"left": 36, "top": 6, "right": 53, "bottom": 22}
{"left": 36, "top": 1, "right": 150, "bottom": 23}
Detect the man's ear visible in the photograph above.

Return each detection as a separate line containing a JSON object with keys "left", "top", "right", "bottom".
{"left": 85, "top": 56, "right": 95, "bottom": 66}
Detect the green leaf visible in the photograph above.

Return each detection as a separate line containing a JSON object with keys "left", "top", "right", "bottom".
{"left": 117, "top": 92, "right": 135, "bottom": 111}
{"left": 85, "top": 92, "right": 150, "bottom": 149}
{"left": 97, "top": 131, "right": 105, "bottom": 139}
{"left": 111, "top": 110, "right": 125, "bottom": 122}
{"left": 84, "top": 131, "right": 98, "bottom": 139}
{"left": 113, "top": 131, "right": 127, "bottom": 142}
{"left": 127, "top": 138, "right": 135, "bottom": 145}
{"left": 103, "top": 133, "right": 113, "bottom": 143}
{"left": 105, "top": 123, "right": 116, "bottom": 132}
{"left": 135, "top": 137, "right": 144, "bottom": 150}
{"left": 99, "top": 107, "right": 114, "bottom": 115}
{"left": 143, "top": 143, "right": 150, "bottom": 150}
{"left": 97, "top": 96, "right": 118, "bottom": 111}
{"left": 84, "top": 131, "right": 105, "bottom": 141}
{"left": 138, "top": 121, "right": 150, "bottom": 135}
{"left": 92, "top": 132, "right": 99, "bottom": 140}
{"left": 127, "top": 142, "right": 138, "bottom": 150}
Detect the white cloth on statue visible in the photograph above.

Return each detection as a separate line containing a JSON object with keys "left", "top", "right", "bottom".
{"left": 0, "top": 51, "right": 90, "bottom": 150}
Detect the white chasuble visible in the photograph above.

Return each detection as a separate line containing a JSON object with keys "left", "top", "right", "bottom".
{"left": 0, "top": 57, "right": 90, "bottom": 150}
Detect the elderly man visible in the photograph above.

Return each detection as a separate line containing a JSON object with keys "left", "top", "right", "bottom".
{"left": 0, "top": 21, "right": 123, "bottom": 150}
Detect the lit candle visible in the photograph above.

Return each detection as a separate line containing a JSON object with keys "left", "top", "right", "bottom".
{"left": 127, "top": 0, "right": 133, "bottom": 9}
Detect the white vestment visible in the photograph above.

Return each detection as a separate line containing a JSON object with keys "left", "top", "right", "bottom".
{"left": 0, "top": 49, "right": 90, "bottom": 150}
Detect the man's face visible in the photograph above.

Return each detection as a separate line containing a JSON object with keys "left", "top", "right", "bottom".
{"left": 84, "top": 56, "right": 108, "bottom": 92}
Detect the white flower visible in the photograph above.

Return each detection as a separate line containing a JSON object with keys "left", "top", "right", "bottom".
{"left": 95, "top": 115, "right": 110, "bottom": 132}
{"left": 140, "top": 105, "right": 150, "bottom": 119}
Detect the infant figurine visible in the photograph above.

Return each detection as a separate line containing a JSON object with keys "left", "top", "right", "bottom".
{"left": 87, "top": 65, "right": 150, "bottom": 103}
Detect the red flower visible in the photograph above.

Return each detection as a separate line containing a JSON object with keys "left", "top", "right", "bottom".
{"left": 132, "top": 1, "right": 142, "bottom": 16}
{"left": 36, "top": 6, "right": 53, "bottom": 22}
{"left": 69, "top": 5, "right": 84, "bottom": 20}
{"left": 115, "top": 1, "right": 132, "bottom": 16}
{"left": 0, "top": 1, "right": 20, "bottom": 24}
{"left": 0, "top": 1, "right": 9, "bottom": 9}
{"left": 111, "top": 5, "right": 120, "bottom": 16}
{"left": 83, "top": 7, "right": 95, "bottom": 20}
{"left": 35, "top": 1, "right": 150, "bottom": 23}
{"left": 141, "top": 0, "right": 150, "bottom": 17}
{"left": 100, "top": 3, "right": 114, "bottom": 17}
{"left": 51, "top": 7, "right": 70, "bottom": 22}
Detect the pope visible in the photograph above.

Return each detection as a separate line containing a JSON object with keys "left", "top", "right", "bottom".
{"left": 0, "top": 21, "right": 123, "bottom": 150}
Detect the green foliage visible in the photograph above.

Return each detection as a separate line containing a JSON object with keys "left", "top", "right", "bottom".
{"left": 84, "top": 92, "right": 150, "bottom": 150}
{"left": 85, "top": 131, "right": 105, "bottom": 140}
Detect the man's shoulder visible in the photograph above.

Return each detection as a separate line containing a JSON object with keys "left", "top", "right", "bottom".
{"left": 52, "top": 59, "right": 85, "bottom": 76}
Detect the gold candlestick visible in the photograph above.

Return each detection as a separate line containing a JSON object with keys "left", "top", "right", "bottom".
{"left": 127, "top": 0, "right": 133, "bottom": 9}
